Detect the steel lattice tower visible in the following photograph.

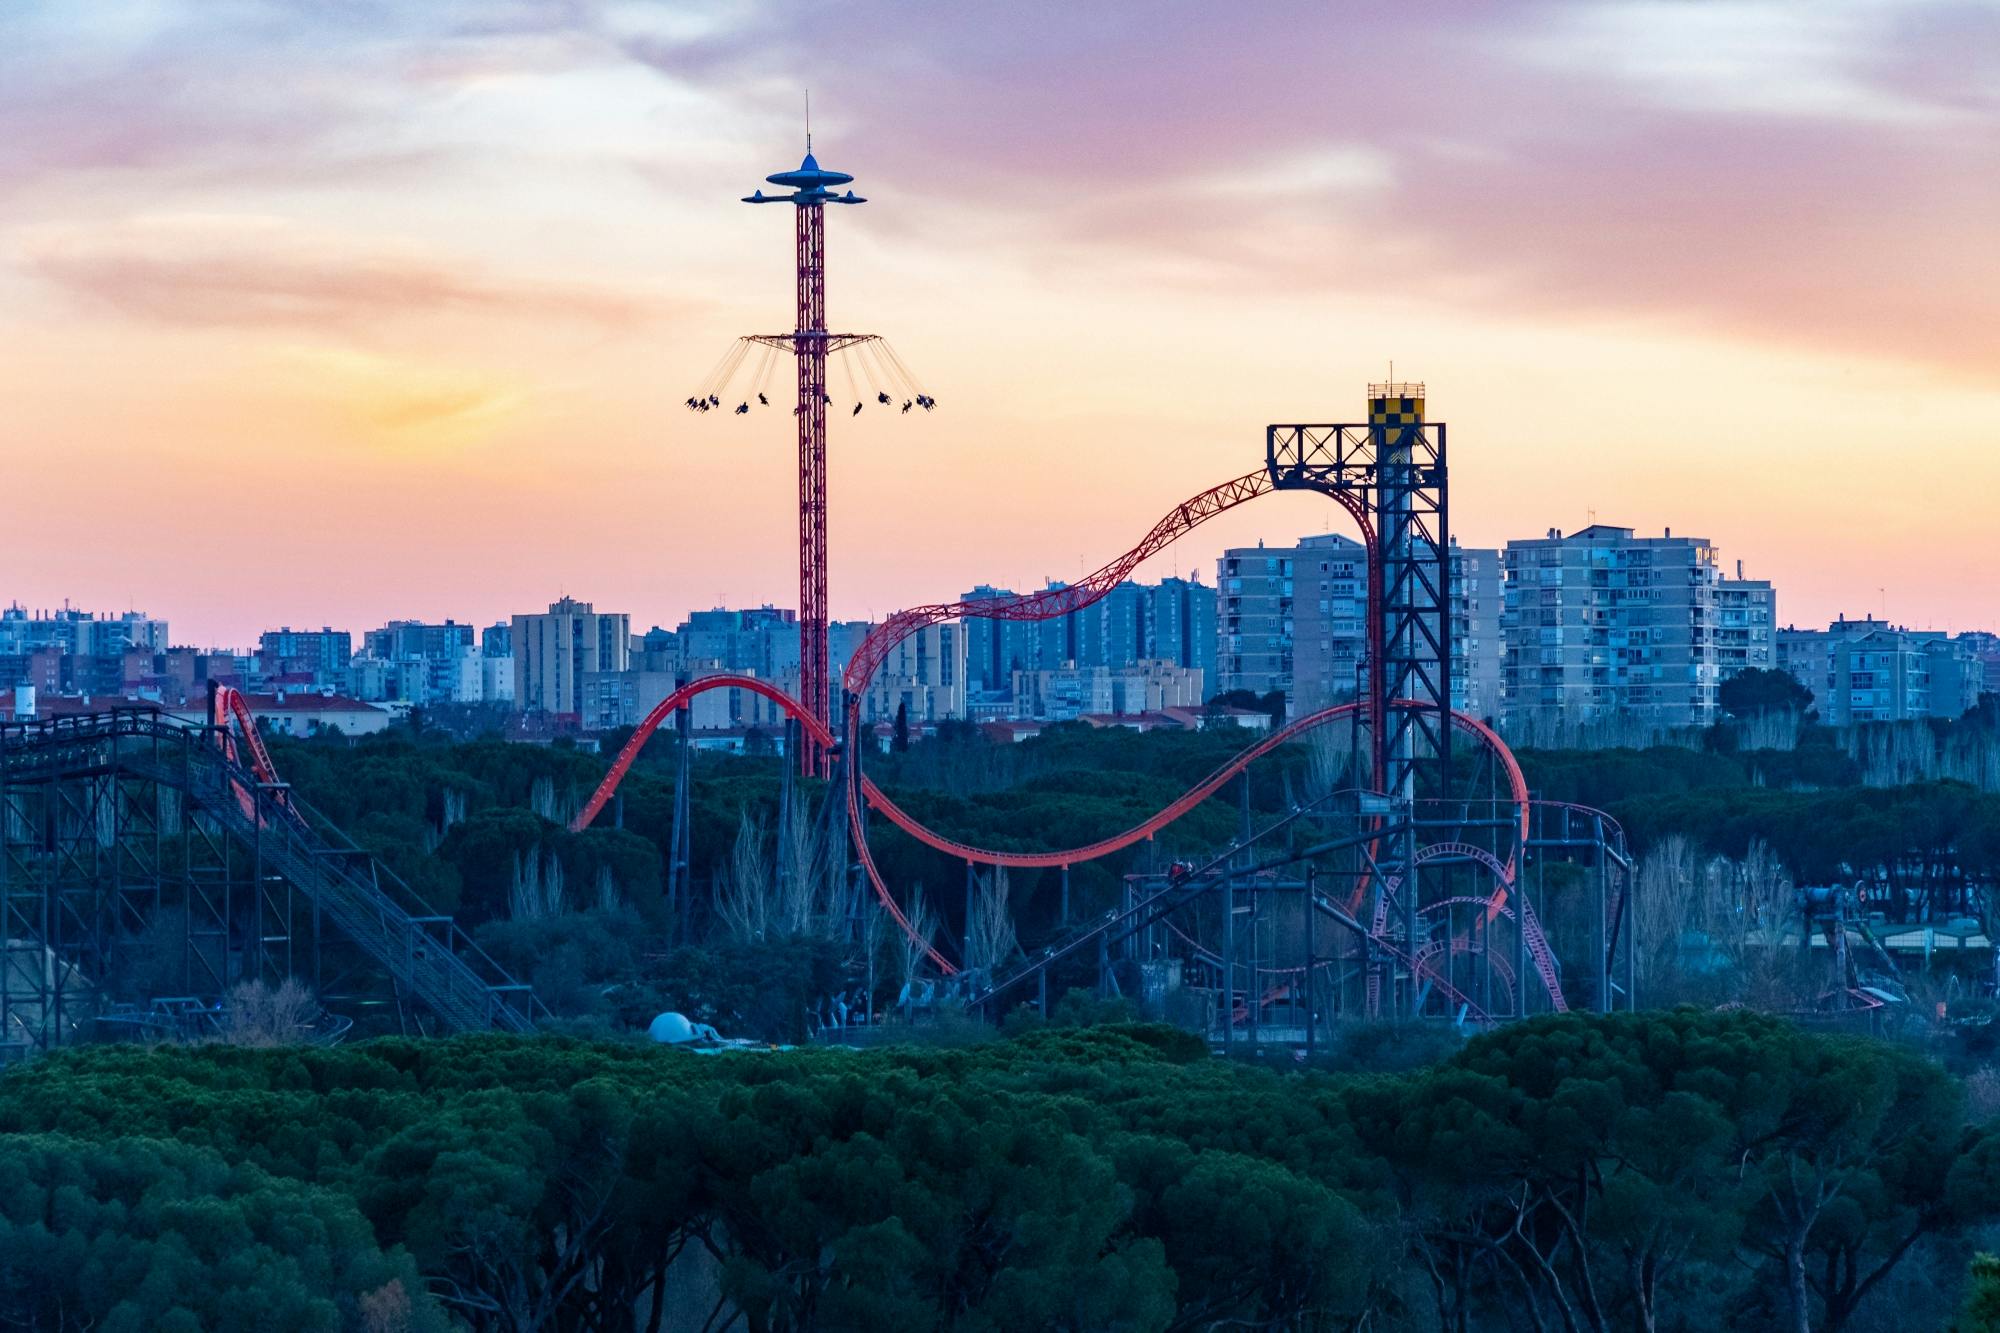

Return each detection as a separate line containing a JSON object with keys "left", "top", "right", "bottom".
{"left": 744, "top": 142, "right": 866, "bottom": 775}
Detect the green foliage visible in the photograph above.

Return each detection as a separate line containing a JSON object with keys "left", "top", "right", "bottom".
{"left": 1959, "top": 1253, "right": 2000, "bottom": 1333}
{"left": 1721, "top": 666, "right": 1816, "bottom": 718}
{"left": 0, "top": 1133, "right": 445, "bottom": 1333}
{"left": 1, "top": 1012, "right": 1994, "bottom": 1331}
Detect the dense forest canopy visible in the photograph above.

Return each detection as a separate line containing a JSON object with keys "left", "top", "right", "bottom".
{"left": 3, "top": 1010, "right": 1998, "bottom": 1332}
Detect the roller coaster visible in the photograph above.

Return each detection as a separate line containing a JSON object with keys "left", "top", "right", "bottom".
{"left": 573, "top": 386, "right": 1638, "bottom": 1031}
{"left": 0, "top": 690, "right": 540, "bottom": 1057}
{"left": 0, "top": 380, "right": 1633, "bottom": 1049}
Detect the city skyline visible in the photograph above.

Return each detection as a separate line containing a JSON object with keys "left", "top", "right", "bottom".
{"left": 5, "top": 2, "right": 1998, "bottom": 646}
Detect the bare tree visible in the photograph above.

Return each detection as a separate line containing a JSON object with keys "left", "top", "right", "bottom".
{"left": 714, "top": 810, "right": 773, "bottom": 942}
{"left": 1633, "top": 835, "right": 1703, "bottom": 1001}
{"left": 217, "top": 978, "right": 317, "bottom": 1046}
{"left": 894, "top": 883, "right": 938, "bottom": 993}
{"left": 509, "top": 848, "right": 567, "bottom": 920}
{"left": 529, "top": 775, "right": 578, "bottom": 826}
{"left": 859, "top": 888, "right": 893, "bottom": 1024}
{"left": 1305, "top": 723, "right": 1368, "bottom": 806}
{"left": 964, "top": 868, "right": 1019, "bottom": 976}
{"left": 776, "top": 794, "right": 829, "bottom": 937}
{"left": 359, "top": 1280, "right": 414, "bottom": 1333}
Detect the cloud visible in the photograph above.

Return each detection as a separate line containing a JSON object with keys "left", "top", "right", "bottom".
{"left": 268, "top": 344, "right": 528, "bottom": 445}
{"left": 0, "top": 1, "right": 607, "bottom": 198}
{"left": 4, "top": 1, "right": 1994, "bottom": 380}
{"left": 599, "top": 0, "right": 2000, "bottom": 380}
{"left": 18, "top": 215, "right": 658, "bottom": 331}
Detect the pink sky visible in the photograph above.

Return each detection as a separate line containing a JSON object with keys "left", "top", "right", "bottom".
{"left": 3, "top": 1, "right": 1997, "bottom": 647}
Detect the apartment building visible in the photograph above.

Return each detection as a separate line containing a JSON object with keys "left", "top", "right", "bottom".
{"left": 1501, "top": 525, "right": 1736, "bottom": 730}
{"left": 1216, "top": 544, "right": 1295, "bottom": 705}
{"left": 512, "top": 597, "right": 630, "bottom": 718}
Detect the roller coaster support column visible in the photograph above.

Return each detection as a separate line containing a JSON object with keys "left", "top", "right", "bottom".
{"left": 1304, "top": 866, "right": 1318, "bottom": 1058}
{"left": 1404, "top": 810, "right": 1421, "bottom": 1018}
{"left": 830, "top": 698, "right": 854, "bottom": 933}
{"left": 1517, "top": 860, "right": 1531, "bottom": 1019}
{"left": 1624, "top": 843, "right": 1637, "bottom": 1009}
{"left": 1595, "top": 828, "right": 1611, "bottom": 1012}
{"left": 668, "top": 680, "right": 692, "bottom": 942}
{"left": 963, "top": 859, "right": 975, "bottom": 966}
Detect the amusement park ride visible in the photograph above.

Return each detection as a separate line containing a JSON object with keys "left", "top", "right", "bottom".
{"left": 0, "top": 131, "right": 1640, "bottom": 1054}
{"left": 586, "top": 367, "right": 1638, "bottom": 1027}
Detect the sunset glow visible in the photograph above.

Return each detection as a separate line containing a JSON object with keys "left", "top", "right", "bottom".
{"left": 4, "top": 1, "right": 1996, "bottom": 644}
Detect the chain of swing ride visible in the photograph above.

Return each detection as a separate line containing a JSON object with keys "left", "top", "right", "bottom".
{"left": 686, "top": 335, "right": 937, "bottom": 418}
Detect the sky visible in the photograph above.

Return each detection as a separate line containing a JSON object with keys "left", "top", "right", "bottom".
{"left": 2, "top": 0, "right": 1997, "bottom": 648}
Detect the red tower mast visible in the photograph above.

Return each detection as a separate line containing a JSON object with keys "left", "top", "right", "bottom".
{"left": 745, "top": 141, "right": 866, "bottom": 775}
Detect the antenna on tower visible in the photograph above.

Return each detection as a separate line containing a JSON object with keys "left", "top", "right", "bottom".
{"left": 805, "top": 88, "right": 812, "bottom": 152}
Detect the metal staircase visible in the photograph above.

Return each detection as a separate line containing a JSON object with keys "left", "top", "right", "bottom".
{"left": 0, "top": 709, "right": 539, "bottom": 1041}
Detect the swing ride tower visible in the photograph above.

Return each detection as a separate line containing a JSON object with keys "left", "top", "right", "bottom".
{"left": 742, "top": 142, "right": 866, "bottom": 776}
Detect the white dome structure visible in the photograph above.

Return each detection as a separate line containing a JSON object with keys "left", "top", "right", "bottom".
{"left": 648, "top": 1011, "right": 720, "bottom": 1045}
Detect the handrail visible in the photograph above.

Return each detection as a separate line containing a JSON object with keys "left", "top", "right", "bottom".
{"left": 2, "top": 708, "right": 541, "bottom": 1031}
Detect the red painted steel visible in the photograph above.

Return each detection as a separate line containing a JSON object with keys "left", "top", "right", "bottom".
{"left": 210, "top": 685, "right": 282, "bottom": 788}
{"left": 795, "top": 202, "right": 830, "bottom": 777}
{"left": 569, "top": 673, "right": 1531, "bottom": 981}
{"left": 838, "top": 471, "right": 1386, "bottom": 772}
{"left": 571, "top": 467, "right": 1539, "bottom": 987}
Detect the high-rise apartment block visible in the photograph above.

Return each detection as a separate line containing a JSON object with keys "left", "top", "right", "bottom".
{"left": 1715, "top": 562, "right": 1777, "bottom": 678}
{"left": 257, "top": 627, "right": 352, "bottom": 684}
{"left": 1780, "top": 616, "right": 1983, "bottom": 724}
{"left": 1216, "top": 544, "right": 1295, "bottom": 703}
{"left": 0, "top": 604, "right": 168, "bottom": 656}
{"left": 1146, "top": 577, "right": 1218, "bottom": 680}
{"left": 363, "top": 620, "right": 475, "bottom": 662}
{"left": 865, "top": 622, "right": 967, "bottom": 724}
{"left": 1450, "top": 541, "right": 1504, "bottom": 720}
{"left": 1219, "top": 537, "right": 1505, "bottom": 722}
{"left": 961, "top": 578, "right": 1215, "bottom": 718}
{"left": 512, "top": 598, "right": 630, "bottom": 718}
{"left": 677, "top": 606, "right": 799, "bottom": 681}
{"left": 1501, "top": 525, "right": 1769, "bottom": 731}
{"left": 1291, "top": 534, "right": 1369, "bottom": 715}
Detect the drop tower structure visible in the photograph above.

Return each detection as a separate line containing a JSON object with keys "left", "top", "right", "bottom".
{"left": 742, "top": 139, "right": 867, "bottom": 775}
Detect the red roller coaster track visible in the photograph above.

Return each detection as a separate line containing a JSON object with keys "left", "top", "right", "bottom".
{"left": 569, "top": 468, "right": 1560, "bottom": 1004}
{"left": 210, "top": 684, "right": 283, "bottom": 788}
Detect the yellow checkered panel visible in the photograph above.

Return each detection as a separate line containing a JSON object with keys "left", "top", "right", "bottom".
{"left": 1368, "top": 396, "right": 1425, "bottom": 428}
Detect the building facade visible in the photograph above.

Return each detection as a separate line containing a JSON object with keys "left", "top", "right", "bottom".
{"left": 512, "top": 598, "right": 631, "bottom": 718}
{"left": 257, "top": 627, "right": 353, "bottom": 684}
{"left": 1291, "top": 534, "right": 1369, "bottom": 716}
{"left": 1216, "top": 544, "right": 1296, "bottom": 705}
{"left": 1450, "top": 542, "right": 1504, "bottom": 720}
{"left": 1791, "top": 622, "right": 1988, "bottom": 725}
{"left": 1501, "top": 525, "right": 1736, "bottom": 731}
